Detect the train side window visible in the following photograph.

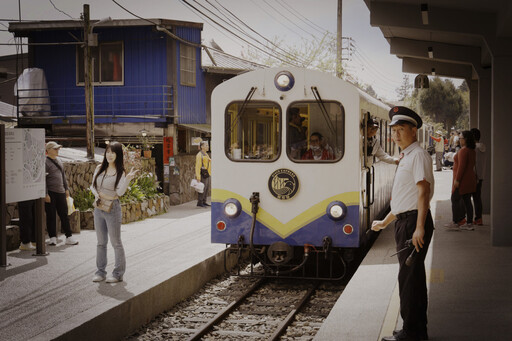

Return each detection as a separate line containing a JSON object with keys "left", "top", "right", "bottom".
{"left": 287, "top": 101, "right": 344, "bottom": 162}
{"left": 225, "top": 101, "right": 281, "bottom": 161}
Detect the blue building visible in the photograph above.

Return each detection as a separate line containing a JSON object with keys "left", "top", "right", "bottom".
{"left": 9, "top": 18, "right": 208, "bottom": 153}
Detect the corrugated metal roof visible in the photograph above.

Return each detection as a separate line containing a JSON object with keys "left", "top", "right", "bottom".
{"left": 202, "top": 48, "right": 266, "bottom": 73}
{"left": 0, "top": 101, "right": 16, "bottom": 118}
{"left": 179, "top": 124, "right": 211, "bottom": 133}
{"left": 9, "top": 19, "right": 203, "bottom": 36}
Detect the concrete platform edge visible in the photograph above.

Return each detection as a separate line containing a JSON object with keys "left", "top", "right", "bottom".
{"left": 30, "top": 249, "right": 237, "bottom": 341}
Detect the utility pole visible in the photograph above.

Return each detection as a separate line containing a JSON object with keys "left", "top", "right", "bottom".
{"left": 83, "top": 4, "right": 94, "bottom": 159}
{"left": 336, "top": 0, "right": 343, "bottom": 78}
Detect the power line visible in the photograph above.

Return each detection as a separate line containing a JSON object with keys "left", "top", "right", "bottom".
{"left": 260, "top": 0, "right": 320, "bottom": 40}
{"left": 180, "top": 0, "right": 301, "bottom": 66}
{"left": 208, "top": 0, "right": 310, "bottom": 65}
{"left": 275, "top": 0, "right": 329, "bottom": 36}
{"left": 48, "top": 0, "right": 75, "bottom": 20}
{"left": 280, "top": 0, "right": 330, "bottom": 33}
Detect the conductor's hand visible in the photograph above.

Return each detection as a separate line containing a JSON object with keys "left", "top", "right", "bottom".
{"left": 126, "top": 168, "right": 139, "bottom": 181}
{"left": 412, "top": 228, "right": 425, "bottom": 252}
{"left": 371, "top": 220, "right": 386, "bottom": 232}
{"left": 45, "top": 194, "right": 51, "bottom": 203}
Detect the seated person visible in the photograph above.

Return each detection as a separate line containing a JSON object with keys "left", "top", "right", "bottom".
{"left": 302, "top": 132, "right": 334, "bottom": 160}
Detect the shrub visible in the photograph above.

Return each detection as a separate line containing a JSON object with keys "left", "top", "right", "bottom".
{"left": 73, "top": 189, "right": 95, "bottom": 211}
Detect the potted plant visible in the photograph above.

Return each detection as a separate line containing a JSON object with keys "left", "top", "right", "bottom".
{"left": 124, "top": 143, "right": 141, "bottom": 158}
{"left": 138, "top": 133, "right": 155, "bottom": 158}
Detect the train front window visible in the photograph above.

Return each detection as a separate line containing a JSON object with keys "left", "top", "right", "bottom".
{"left": 287, "top": 102, "right": 344, "bottom": 162}
{"left": 225, "top": 101, "right": 281, "bottom": 161}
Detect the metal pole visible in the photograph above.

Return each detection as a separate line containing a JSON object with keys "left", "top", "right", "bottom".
{"left": 34, "top": 197, "right": 48, "bottom": 256}
{"left": 336, "top": 0, "right": 343, "bottom": 78}
{"left": 84, "top": 4, "right": 95, "bottom": 159}
{"left": 1, "top": 124, "right": 7, "bottom": 266}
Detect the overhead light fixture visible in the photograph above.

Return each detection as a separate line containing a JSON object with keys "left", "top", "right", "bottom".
{"left": 431, "top": 68, "right": 436, "bottom": 76}
{"left": 428, "top": 46, "right": 434, "bottom": 59}
{"left": 421, "top": 3, "right": 429, "bottom": 25}
{"left": 414, "top": 74, "right": 429, "bottom": 89}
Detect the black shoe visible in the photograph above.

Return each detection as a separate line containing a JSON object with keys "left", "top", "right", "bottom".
{"left": 197, "top": 203, "right": 205, "bottom": 207}
{"left": 393, "top": 329, "right": 428, "bottom": 340}
{"left": 202, "top": 202, "right": 211, "bottom": 206}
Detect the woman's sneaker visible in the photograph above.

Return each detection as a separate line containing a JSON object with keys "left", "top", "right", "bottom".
{"left": 47, "top": 237, "right": 57, "bottom": 245}
{"left": 19, "top": 242, "right": 36, "bottom": 251}
{"left": 65, "top": 236, "right": 79, "bottom": 245}
{"left": 474, "top": 218, "right": 483, "bottom": 226}
{"left": 460, "top": 223, "right": 475, "bottom": 231}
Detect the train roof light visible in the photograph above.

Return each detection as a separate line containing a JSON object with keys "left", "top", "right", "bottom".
{"left": 274, "top": 71, "right": 295, "bottom": 91}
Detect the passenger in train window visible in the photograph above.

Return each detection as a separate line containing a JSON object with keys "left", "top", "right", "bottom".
{"left": 364, "top": 116, "right": 399, "bottom": 165}
{"left": 288, "top": 107, "right": 307, "bottom": 159}
{"left": 301, "top": 132, "right": 334, "bottom": 160}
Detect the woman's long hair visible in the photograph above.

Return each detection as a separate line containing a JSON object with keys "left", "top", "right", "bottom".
{"left": 461, "top": 130, "right": 476, "bottom": 149}
{"left": 93, "top": 142, "right": 125, "bottom": 190}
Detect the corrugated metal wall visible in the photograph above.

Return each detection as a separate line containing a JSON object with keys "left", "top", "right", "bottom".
{"left": 174, "top": 26, "right": 206, "bottom": 124}
{"left": 28, "top": 26, "right": 173, "bottom": 123}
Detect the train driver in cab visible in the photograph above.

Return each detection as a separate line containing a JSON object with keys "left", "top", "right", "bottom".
{"left": 288, "top": 107, "right": 307, "bottom": 159}
{"left": 364, "top": 116, "right": 399, "bottom": 166}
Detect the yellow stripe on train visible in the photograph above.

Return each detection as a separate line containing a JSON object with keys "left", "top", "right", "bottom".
{"left": 212, "top": 189, "right": 359, "bottom": 238}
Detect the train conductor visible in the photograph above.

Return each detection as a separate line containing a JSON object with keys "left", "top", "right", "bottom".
{"left": 371, "top": 106, "right": 435, "bottom": 341}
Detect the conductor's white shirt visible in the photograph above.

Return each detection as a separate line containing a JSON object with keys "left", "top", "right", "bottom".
{"left": 391, "top": 141, "right": 434, "bottom": 215}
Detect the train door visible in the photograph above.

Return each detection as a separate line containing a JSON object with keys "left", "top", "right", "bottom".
{"left": 361, "top": 111, "right": 374, "bottom": 231}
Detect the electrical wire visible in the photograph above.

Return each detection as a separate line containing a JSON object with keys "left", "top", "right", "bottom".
{"left": 275, "top": 0, "right": 329, "bottom": 35}
{"left": 48, "top": 0, "right": 75, "bottom": 20}
{"left": 280, "top": 0, "right": 330, "bottom": 33}
{"left": 193, "top": 0, "right": 297, "bottom": 63}
{"left": 260, "top": 0, "right": 320, "bottom": 40}
{"left": 180, "top": 0, "right": 301, "bottom": 66}
{"left": 208, "top": 0, "right": 310, "bottom": 65}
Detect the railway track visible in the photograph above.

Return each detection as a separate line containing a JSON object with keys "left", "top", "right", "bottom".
{"left": 127, "top": 272, "right": 344, "bottom": 340}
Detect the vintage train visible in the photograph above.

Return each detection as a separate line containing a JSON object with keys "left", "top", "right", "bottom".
{"left": 210, "top": 67, "right": 432, "bottom": 280}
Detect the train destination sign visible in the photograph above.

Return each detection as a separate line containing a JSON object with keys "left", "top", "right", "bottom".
{"left": 268, "top": 168, "right": 299, "bottom": 200}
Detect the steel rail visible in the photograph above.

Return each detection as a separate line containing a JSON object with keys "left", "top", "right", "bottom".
{"left": 269, "top": 281, "right": 320, "bottom": 341}
{"left": 187, "top": 277, "right": 266, "bottom": 341}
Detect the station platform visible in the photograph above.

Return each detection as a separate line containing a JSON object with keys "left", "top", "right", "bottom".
{"left": 315, "top": 169, "right": 512, "bottom": 341}
{"left": 0, "top": 200, "right": 233, "bottom": 341}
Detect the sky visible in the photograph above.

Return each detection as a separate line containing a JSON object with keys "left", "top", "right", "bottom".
{"left": 1, "top": 0, "right": 409, "bottom": 101}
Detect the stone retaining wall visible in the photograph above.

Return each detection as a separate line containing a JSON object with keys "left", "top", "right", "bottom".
{"left": 168, "top": 154, "right": 211, "bottom": 205}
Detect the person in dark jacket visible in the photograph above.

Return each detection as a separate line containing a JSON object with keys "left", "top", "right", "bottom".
{"left": 45, "top": 141, "right": 78, "bottom": 246}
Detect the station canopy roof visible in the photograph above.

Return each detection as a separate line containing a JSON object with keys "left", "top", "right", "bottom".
{"left": 363, "top": 0, "right": 512, "bottom": 81}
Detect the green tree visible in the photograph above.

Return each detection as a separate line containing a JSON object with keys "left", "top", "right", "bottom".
{"left": 415, "top": 77, "right": 467, "bottom": 130}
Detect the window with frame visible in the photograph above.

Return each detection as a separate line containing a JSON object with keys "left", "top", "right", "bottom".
{"left": 287, "top": 101, "right": 344, "bottom": 162}
{"left": 77, "top": 41, "right": 123, "bottom": 85}
{"left": 225, "top": 101, "right": 281, "bottom": 161}
{"left": 180, "top": 43, "right": 196, "bottom": 87}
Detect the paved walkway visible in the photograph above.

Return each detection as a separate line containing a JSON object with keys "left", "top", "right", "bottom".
{"left": 316, "top": 168, "right": 512, "bottom": 340}
{"left": 0, "top": 201, "right": 219, "bottom": 341}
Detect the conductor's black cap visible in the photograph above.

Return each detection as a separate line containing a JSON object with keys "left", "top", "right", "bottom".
{"left": 389, "top": 106, "right": 422, "bottom": 129}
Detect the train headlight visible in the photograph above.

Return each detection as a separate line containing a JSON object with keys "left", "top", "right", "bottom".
{"left": 223, "top": 199, "right": 242, "bottom": 218}
{"left": 274, "top": 71, "right": 295, "bottom": 91}
{"left": 326, "top": 201, "right": 347, "bottom": 221}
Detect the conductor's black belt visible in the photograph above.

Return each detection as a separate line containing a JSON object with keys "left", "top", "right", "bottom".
{"left": 396, "top": 210, "right": 418, "bottom": 220}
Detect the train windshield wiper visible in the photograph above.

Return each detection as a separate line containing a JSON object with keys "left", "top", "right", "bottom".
{"left": 311, "top": 86, "right": 337, "bottom": 137}
{"left": 228, "top": 87, "right": 257, "bottom": 135}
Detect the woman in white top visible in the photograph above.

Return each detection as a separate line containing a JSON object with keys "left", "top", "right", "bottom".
{"left": 90, "top": 142, "right": 138, "bottom": 283}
